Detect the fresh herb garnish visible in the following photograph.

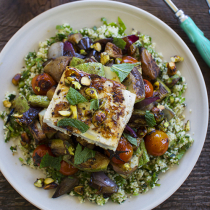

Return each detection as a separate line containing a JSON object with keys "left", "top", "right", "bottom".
{"left": 40, "top": 153, "right": 62, "bottom": 171}
{"left": 123, "top": 133, "right": 137, "bottom": 146}
{"left": 10, "top": 146, "right": 17, "bottom": 152}
{"left": 145, "top": 110, "right": 156, "bottom": 127}
{"left": 113, "top": 37, "right": 126, "bottom": 49}
{"left": 57, "top": 118, "right": 89, "bottom": 133}
{"left": 8, "top": 94, "right": 16, "bottom": 102}
{"left": 118, "top": 17, "right": 126, "bottom": 34}
{"left": 90, "top": 99, "right": 99, "bottom": 111}
{"left": 101, "top": 17, "right": 107, "bottom": 25}
{"left": 66, "top": 87, "right": 88, "bottom": 105}
{"left": 110, "top": 63, "right": 135, "bottom": 82}
{"left": 56, "top": 25, "right": 65, "bottom": 30}
{"left": 74, "top": 144, "right": 96, "bottom": 165}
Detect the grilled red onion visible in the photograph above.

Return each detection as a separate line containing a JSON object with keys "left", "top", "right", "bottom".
{"left": 63, "top": 41, "right": 76, "bottom": 56}
{"left": 89, "top": 172, "right": 118, "bottom": 195}
{"left": 134, "top": 96, "right": 160, "bottom": 109}
{"left": 125, "top": 125, "right": 138, "bottom": 138}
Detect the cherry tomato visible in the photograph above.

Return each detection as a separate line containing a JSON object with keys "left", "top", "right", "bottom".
{"left": 144, "top": 130, "right": 169, "bottom": 156}
{"left": 143, "top": 79, "right": 153, "bottom": 98}
{"left": 106, "top": 136, "right": 133, "bottom": 164}
{"left": 32, "top": 73, "right": 56, "bottom": 95}
{"left": 121, "top": 56, "right": 138, "bottom": 64}
{"left": 59, "top": 160, "right": 79, "bottom": 176}
{"left": 32, "top": 145, "right": 53, "bottom": 166}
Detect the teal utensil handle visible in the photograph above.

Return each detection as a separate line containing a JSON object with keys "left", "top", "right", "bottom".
{"left": 180, "top": 17, "right": 210, "bottom": 67}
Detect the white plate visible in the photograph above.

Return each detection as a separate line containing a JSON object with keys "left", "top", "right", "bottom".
{"left": 0, "top": 1, "right": 208, "bottom": 210}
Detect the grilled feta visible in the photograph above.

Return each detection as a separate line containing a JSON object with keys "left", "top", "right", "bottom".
{"left": 44, "top": 67, "right": 136, "bottom": 151}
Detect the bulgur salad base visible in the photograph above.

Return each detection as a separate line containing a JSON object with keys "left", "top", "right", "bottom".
{"left": 0, "top": 17, "right": 194, "bottom": 206}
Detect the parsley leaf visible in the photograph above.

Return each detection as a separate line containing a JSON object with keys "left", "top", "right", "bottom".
{"left": 101, "top": 17, "right": 107, "bottom": 25}
{"left": 123, "top": 133, "right": 137, "bottom": 146}
{"left": 57, "top": 118, "right": 89, "bottom": 133}
{"left": 90, "top": 99, "right": 99, "bottom": 111}
{"left": 113, "top": 37, "right": 126, "bottom": 49}
{"left": 56, "top": 25, "right": 65, "bottom": 30}
{"left": 66, "top": 87, "right": 88, "bottom": 105}
{"left": 74, "top": 144, "right": 96, "bottom": 165}
{"left": 118, "top": 17, "right": 126, "bottom": 34}
{"left": 40, "top": 153, "right": 62, "bottom": 171}
{"left": 110, "top": 63, "right": 135, "bottom": 82}
{"left": 8, "top": 94, "right": 16, "bottom": 102}
{"left": 145, "top": 111, "right": 156, "bottom": 127}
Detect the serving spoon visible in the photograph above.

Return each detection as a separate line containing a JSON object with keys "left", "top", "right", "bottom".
{"left": 164, "top": 0, "right": 210, "bottom": 67}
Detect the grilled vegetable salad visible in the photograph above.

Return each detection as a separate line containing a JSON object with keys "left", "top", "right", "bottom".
{"left": 1, "top": 17, "right": 193, "bottom": 205}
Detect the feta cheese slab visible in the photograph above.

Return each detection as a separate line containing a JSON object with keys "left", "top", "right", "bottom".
{"left": 44, "top": 67, "right": 136, "bottom": 151}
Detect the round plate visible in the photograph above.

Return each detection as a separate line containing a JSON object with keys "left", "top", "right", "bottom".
{"left": 0, "top": 1, "right": 208, "bottom": 210}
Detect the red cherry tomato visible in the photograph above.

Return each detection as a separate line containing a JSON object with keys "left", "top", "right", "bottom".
{"left": 106, "top": 136, "right": 133, "bottom": 164}
{"left": 32, "top": 145, "right": 53, "bottom": 166}
{"left": 144, "top": 130, "right": 169, "bottom": 156}
{"left": 59, "top": 160, "right": 79, "bottom": 176}
{"left": 32, "top": 73, "right": 56, "bottom": 95}
{"left": 121, "top": 56, "right": 138, "bottom": 64}
{"left": 143, "top": 79, "right": 154, "bottom": 98}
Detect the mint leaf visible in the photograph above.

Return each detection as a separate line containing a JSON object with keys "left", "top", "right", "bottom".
{"left": 110, "top": 63, "right": 135, "bottom": 82}
{"left": 56, "top": 25, "right": 64, "bottom": 30}
{"left": 57, "top": 118, "right": 89, "bottom": 133}
{"left": 74, "top": 144, "right": 96, "bottom": 165}
{"left": 139, "top": 140, "right": 150, "bottom": 167}
{"left": 118, "top": 17, "right": 126, "bottom": 34}
{"left": 123, "top": 133, "right": 137, "bottom": 146}
{"left": 101, "top": 17, "right": 107, "bottom": 25}
{"left": 90, "top": 99, "right": 99, "bottom": 111}
{"left": 113, "top": 37, "right": 126, "bottom": 49}
{"left": 145, "top": 111, "right": 156, "bottom": 127}
{"left": 40, "top": 153, "right": 62, "bottom": 171}
{"left": 66, "top": 87, "right": 88, "bottom": 105}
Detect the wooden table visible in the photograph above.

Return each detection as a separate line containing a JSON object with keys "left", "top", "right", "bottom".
{"left": 0, "top": 0, "right": 209, "bottom": 209}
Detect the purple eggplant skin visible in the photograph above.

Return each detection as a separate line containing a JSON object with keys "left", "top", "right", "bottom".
{"left": 124, "top": 125, "right": 138, "bottom": 138}
{"left": 140, "top": 47, "right": 160, "bottom": 81}
{"left": 52, "top": 177, "right": 79, "bottom": 198}
{"left": 134, "top": 96, "right": 160, "bottom": 110}
{"left": 77, "top": 37, "right": 93, "bottom": 50}
{"left": 89, "top": 172, "right": 118, "bottom": 195}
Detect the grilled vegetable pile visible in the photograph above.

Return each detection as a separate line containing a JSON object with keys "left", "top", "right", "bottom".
{"left": 1, "top": 17, "right": 193, "bottom": 205}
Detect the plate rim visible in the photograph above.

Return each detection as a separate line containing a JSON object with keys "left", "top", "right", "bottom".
{"left": 0, "top": 1, "right": 208, "bottom": 210}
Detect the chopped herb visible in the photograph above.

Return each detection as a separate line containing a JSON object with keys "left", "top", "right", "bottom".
{"left": 90, "top": 99, "right": 99, "bottom": 111}
{"left": 110, "top": 63, "right": 135, "bottom": 82}
{"left": 66, "top": 87, "right": 88, "bottom": 105}
{"left": 19, "top": 157, "right": 24, "bottom": 162}
{"left": 56, "top": 25, "right": 65, "bottom": 30}
{"left": 10, "top": 146, "right": 17, "bottom": 152}
{"left": 101, "top": 17, "right": 107, "bottom": 25}
{"left": 93, "top": 26, "right": 97, "bottom": 31}
{"left": 118, "top": 17, "right": 126, "bottom": 34}
{"left": 40, "top": 153, "right": 63, "bottom": 171}
{"left": 113, "top": 37, "right": 126, "bottom": 49}
{"left": 123, "top": 133, "right": 137, "bottom": 146}
{"left": 8, "top": 94, "right": 16, "bottom": 102}
{"left": 145, "top": 111, "right": 156, "bottom": 127}
{"left": 74, "top": 144, "right": 96, "bottom": 165}
{"left": 57, "top": 118, "right": 89, "bottom": 133}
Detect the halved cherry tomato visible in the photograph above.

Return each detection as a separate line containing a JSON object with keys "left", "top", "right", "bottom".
{"left": 143, "top": 79, "right": 153, "bottom": 98}
{"left": 31, "top": 73, "right": 56, "bottom": 95}
{"left": 59, "top": 160, "right": 79, "bottom": 176}
{"left": 144, "top": 130, "right": 169, "bottom": 156}
{"left": 121, "top": 56, "right": 138, "bottom": 64}
{"left": 32, "top": 145, "right": 53, "bottom": 166}
{"left": 106, "top": 136, "right": 133, "bottom": 164}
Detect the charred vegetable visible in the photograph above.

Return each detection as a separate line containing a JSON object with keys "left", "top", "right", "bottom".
{"left": 105, "top": 42, "right": 122, "bottom": 58}
{"left": 48, "top": 42, "right": 64, "bottom": 59}
{"left": 89, "top": 172, "right": 118, "bottom": 196}
{"left": 77, "top": 37, "right": 93, "bottom": 50}
{"left": 48, "top": 139, "right": 66, "bottom": 156}
{"left": 52, "top": 177, "right": 79, "bottom": 198}
{"left": 128, "top": 110, "right": 148, "bottom": 127}
{"left": 140, "top": 47, "right": 160, "bottom": 81}
{"left": 44, "top": 56, "right": 72, "bottom": 82}
{"left": 154, "top": 78, "right": 171, "bottom": 101}
{"left": 122, "top": 66, "right": 145, "bottom": 103}
{"left": 63, "top": 152, "right": 110, "bottom": 172}
{"left": 165, "top": 74, "right": 180, "bottom": 88}
{"left": 28, "top": 95, "right": 50, "bottom": 108}
{"left": 67, "top": 33, "right": 83, "bottom": 45}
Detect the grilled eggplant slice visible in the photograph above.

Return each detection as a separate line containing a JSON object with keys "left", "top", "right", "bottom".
{"left": 140, "top": 47, "right": 160, "bottom": 81}
{"left": 48, "top": 139, "right": 66, "bottom": 156}
{"left": 123, "top": 66, "right": 145, "bottom": 103}
{"left": 63, "top": 152, "right": 110, "bottom": 172}
{"left": 28, "top": 120, "right": 46, "bottom": 144}
{"left": 154, "top": 78, "right": 171, "bottom": 101}
{"left": 44, "top": 56, "right": 72, "bottom": 82}
{"left": 105, "top": 42, "right": 122, "bottom": 58}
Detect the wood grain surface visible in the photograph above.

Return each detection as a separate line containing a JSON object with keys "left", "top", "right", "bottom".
{"left": 0, "top": 0, "right": 209, "bottom": 209}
